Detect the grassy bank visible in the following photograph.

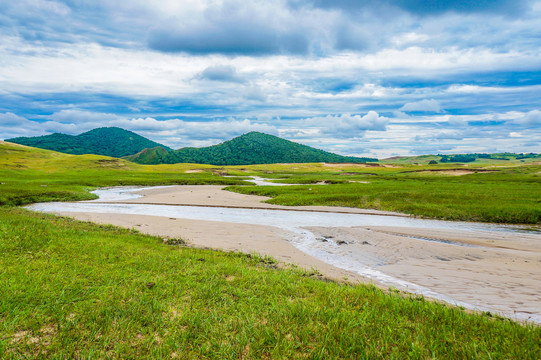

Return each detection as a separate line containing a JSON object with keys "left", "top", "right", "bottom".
{"left": 224, "top": 163, "right": 541, "bottom": 224}
{"left": 0, "top": 142, "right": 248, "bottom": 206}
{"left": 1, "top": 207, "right": 539, "bottom": 359}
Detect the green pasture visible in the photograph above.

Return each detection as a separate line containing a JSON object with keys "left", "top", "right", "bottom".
{"left": 1, "top": 208, "right": 539, "bottom": 359}
{"left": 225, "top": 163, "right": 541, "bottom": 224}
{"left": 1, "top": 141, "right": 540, "bottom": 358}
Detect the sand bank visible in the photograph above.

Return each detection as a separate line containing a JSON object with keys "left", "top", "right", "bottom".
{"left": 112, "top": 185, "right": 407, "bottom": 216}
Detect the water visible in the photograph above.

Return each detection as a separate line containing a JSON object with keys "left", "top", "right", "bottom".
{"left": 26, "top": 186, "right": 541, "bottom": 323}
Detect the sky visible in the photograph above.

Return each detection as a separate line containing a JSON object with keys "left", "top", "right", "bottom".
{"left": 0, "top": 0, "right": 540, "bottom": 158}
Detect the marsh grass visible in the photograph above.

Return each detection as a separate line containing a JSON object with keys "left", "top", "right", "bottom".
{"left": 1, "top": 208, "right": 539, "bottom": 359}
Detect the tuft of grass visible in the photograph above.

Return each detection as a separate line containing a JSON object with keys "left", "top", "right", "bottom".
{"left": 1, "top": 207, "right": 539, "bottom": 359}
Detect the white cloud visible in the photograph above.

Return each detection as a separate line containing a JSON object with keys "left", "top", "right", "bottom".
{"left": 307, "top": 111, "right": 388, "bottom": 138}
{"left": 115, "top": 117, "right": 278, "bottom": 148}
{"left": 49, "top": 109, "right": 121, "bottom": 123}
{"left": 0, "top": 112, "right": 28, "bottom": 126}
{"left": 391, "top": 32, "right": 430, "bottom": 46}
{"left": 400, "top": 99, "right": 443, "bottom": 113}
{"left": 515, "top": 109, "right": 541, "bottom": 125}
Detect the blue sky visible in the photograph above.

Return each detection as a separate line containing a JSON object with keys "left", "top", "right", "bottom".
{"left": 0, "top": 0, "right": 540, "bottom": 158}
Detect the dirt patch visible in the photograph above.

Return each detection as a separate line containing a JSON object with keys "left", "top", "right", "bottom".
{"left": 95, "top": 159, "right": 128, "bottom": 168}
{"left": 403, "top": 169, "right": 497, "bottom": 176}
{"left": 322, "top": 163, "right": 379, "bottom": 168}
{"left": 185, "top": 169, "right": 203, "bottom": 173}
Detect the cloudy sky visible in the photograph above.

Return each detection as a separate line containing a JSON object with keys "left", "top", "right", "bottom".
{"left": 1, "top": 0, "right": 540, "bottom": 158}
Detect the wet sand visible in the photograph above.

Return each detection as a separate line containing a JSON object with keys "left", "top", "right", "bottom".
{"left": 306, "top": 226, "right": 541, "bottom": 321}
{"left": 106, "top": 185, "right": 407, "bottom": 216}
{"left": 49, "top": 185, "right": 541, "bottom": 322}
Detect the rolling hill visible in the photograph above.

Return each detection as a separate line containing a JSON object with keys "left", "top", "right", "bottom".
{"left": 125, "top": 131, "right": 378, "bottom": 165}
{"left": 6, "top": 127, "right": 171, "bottom": 158}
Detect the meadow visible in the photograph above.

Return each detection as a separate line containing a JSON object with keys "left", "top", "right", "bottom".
{"left": 1, "top": 208, "right": 540, "bottom": 359}
{"left": 224, "top": 161, "right": 541, "bottom": 224}
{"left": 2, "top": 141, "right": 540, "bottom": 224}
{"left": 1, "top": 142, "right": 540, "bottom": 358}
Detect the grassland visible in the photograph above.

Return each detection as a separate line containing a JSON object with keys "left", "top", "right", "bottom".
{"left": 1, "top": 207, "right": 540, "bottom": 359}
{"left": 2, "top": 141, "right": 539, "bottom": 224}
{"left": 1, "top": 141, "right": 540, "bottom": 357}
{"left": 224, "top": 162, "right": 541, "bottom": 224}
{"left": 0, "top": 141, "right": 248, "bottom": 206}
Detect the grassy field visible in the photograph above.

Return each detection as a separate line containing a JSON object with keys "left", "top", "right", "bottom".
{"left": 1, "top": 142, "right": 540, "bottom": 358}
{"left": 0, "top": 141, "right": 248, "bottom": 206}
{"left": 2, "top": 141, "right": 539, "bottom": 224}
{"left": 1, "top": 207, "right": 539, "bottom": 359}
{"left": 224, "top": 162, "right": 541, "bottom": 224}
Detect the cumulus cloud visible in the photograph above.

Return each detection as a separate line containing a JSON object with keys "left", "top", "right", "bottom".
{"left": 0, "top": 112, "right": 28, "bottom": 127}
{"left": 0, "top": 112, "right": 91, "bottom": 139}
{"left": 400, "top": 99, "right": 443, "bottom": 113}
{"left": 49, "top": 109, "right": 121, "bottom": 123}
{"left": 146, "top": 1, "right": 315, "bottom": 55}
{"left": 1, "top": 0, "right": 541, "bottom": 157}
{"left": 414, "top": 130, "right": 465, "bottom": 142}
{"left": 242, "top": 86, "right": 267, "bottom": 102}
{"left": 514, "top": 109, "right": 541, "bottom": 125}
{"left": 308, "top": 111, "right": 388, "bottom": 138}
{"left": 118, "top": 117, "right": 278, "bottom": 148}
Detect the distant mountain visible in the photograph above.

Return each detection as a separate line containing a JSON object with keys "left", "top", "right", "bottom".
{"left": 6, "top": 127, "right": 171, "bottom": 158}
{"left": 125, "top": 132, "right": 378, "bottom": 165}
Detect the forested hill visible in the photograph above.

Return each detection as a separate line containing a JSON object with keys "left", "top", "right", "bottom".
{"left": 125, "top": 132, "right": 378, "bottom": 165}
{"left": 6, "top": 127, "right": 171, "bottom": 158}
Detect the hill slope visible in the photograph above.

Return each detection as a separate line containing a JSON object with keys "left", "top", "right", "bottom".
{"left": 6, "top": 127, "right": 171, "bottom": 158}
{"left": 125, "top": 132, "right": 378, "bottom": 165}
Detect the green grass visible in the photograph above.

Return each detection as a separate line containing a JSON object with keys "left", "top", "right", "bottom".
{"left": 1, "top": 207, "right": 539, "bottom": 359}
{"left": 1, "top": 141, "right": 540, "bottom": 223}
{"left": 225, "top": 164, "right": 541, "bottom": 224}
{"left": 0, "top": 142, "right": 249, "bottom": 206}
{"left": 1, "top": 142, "right": 540, "bottom": 358}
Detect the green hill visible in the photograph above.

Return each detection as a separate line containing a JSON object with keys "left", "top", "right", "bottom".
{"left": 6, "top": 127, "right": 171, "bottom": 158}
{"left": 125, "top": 132, "right": 378, "bottom": 165}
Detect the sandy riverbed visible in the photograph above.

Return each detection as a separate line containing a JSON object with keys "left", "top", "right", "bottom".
{"left": 46, "top": 185, "right": 541, "bottom": 323}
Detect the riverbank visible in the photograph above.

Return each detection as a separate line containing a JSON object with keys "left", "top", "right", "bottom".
{"left": 3, "top": 207, "right": 539, "bottom": 358}
{"left": 31, "top": 185, "right": 541, "bottom": 323}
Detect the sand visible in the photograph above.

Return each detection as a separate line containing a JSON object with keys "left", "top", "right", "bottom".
{"left": 48, "top": 185, "right": 541, "bottom": 323}
{"left": 112, "top": 185, "right": 406, "bottom": 216}
{"left": 306, "top": 226, "right": 541, "bottom": 320}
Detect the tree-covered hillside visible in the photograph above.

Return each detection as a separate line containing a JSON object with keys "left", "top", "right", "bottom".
{"left": 125, "top": 132, "right": 377, "bottom": 165}
{"left": 6, "top": 127, "right": 171, "bottom": 158}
